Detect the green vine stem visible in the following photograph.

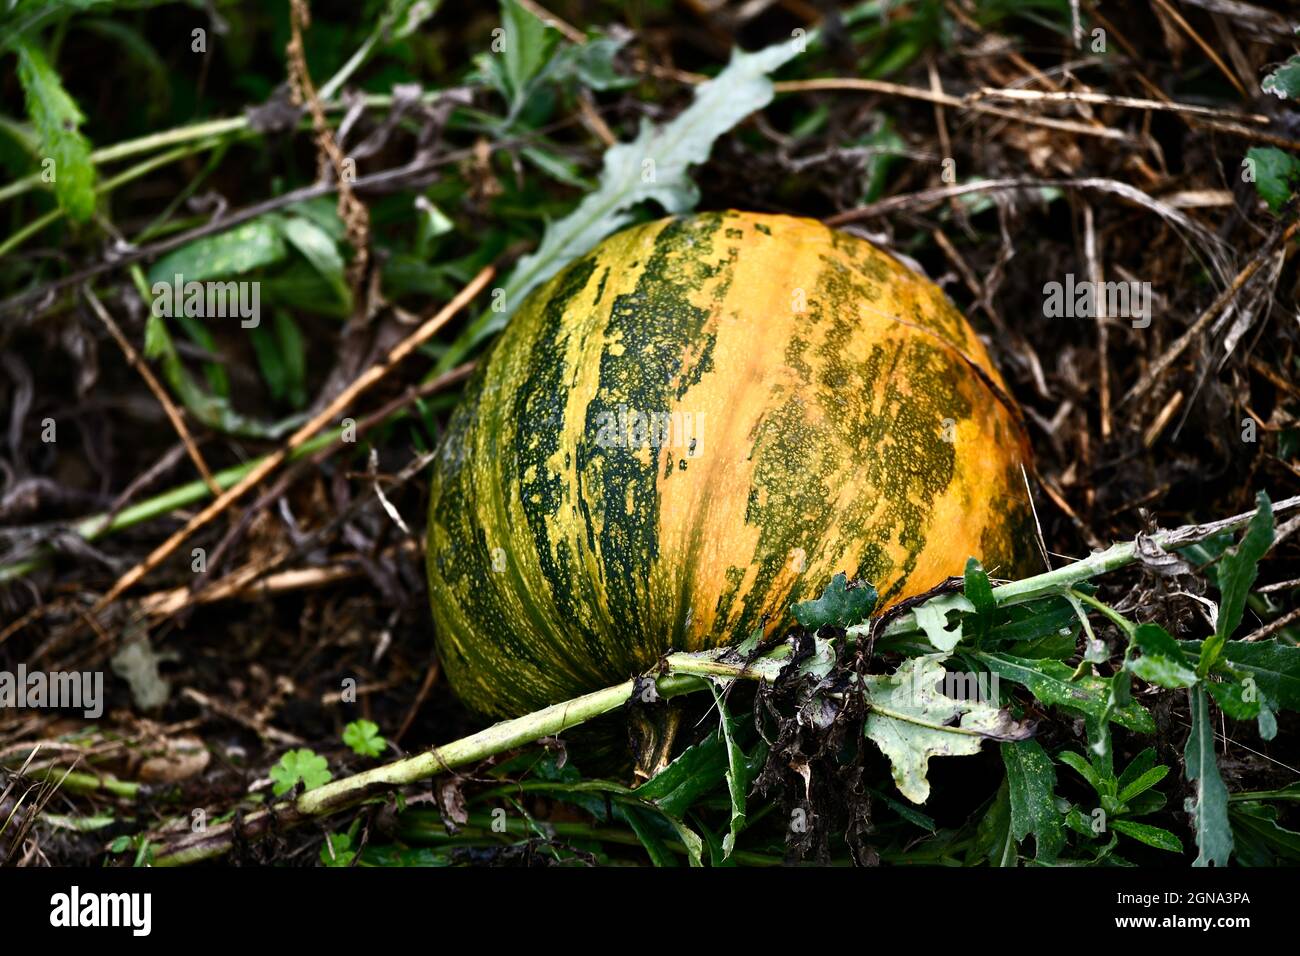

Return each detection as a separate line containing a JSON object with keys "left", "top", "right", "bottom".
{"left": 878, "top": 493, "right": 1300, "bottom": 639}
{"left": 147, "top": 648, "right": 788, "bottom": 866}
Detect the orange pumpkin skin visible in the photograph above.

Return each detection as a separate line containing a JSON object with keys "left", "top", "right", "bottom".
{"left": 427, "top": 210, "right": 1036, "bottom": 716}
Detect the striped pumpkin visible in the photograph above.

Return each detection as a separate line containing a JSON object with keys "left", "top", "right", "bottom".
{"left": 427, "top": 210, "right": 1035, "bottom": 717}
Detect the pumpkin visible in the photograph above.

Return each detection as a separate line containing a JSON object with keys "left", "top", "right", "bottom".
{"left": 427, "top": 210, "right": 1035, "bottom": 717}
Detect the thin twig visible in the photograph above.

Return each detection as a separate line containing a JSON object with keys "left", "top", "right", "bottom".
{"left": 1121, "top": 220, "right": 1300, "bottom": 406}
{"left": 80, "top": 288, "right": 221, "bottom": 498}
{"left": 88, "top": 266, "right": 493, "bottom": 615}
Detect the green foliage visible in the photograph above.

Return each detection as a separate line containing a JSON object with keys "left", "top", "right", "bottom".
{"left": 791, "top": 571, "right": 877, "bottom": 630}
{"left": 974, "top": 651, "right": 1156, "bottom": 733}
{"left": 270, "top": 749, "right": 333, "bottom": 796}
{"left": 1001, "top": 740, "right": 1063, "bottom": 863}
{"left": 1246, "top": 147, "right": 1300, "bottom": 214}
{"left": 1184, "top": 686, "right": 1233, "bottom": 866}
{"left": 1262, "top": 54, "right": 1300, "bottom": 100}
{"left": 1199, "top": 492, "right": 1273, "bottom": 676}
{"left": 342, "top": 720, "right": 387, "bottom": 758}
{"left": 13, "top": 36, "right": 97, "bottom": 221}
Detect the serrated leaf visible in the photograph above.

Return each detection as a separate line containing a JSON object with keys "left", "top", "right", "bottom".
{"left": 14, "top": 37, "right": 97, "bottom": 222}
{"left": 1181, "top": 639, "right": 1300, "bottom": 711}
{"left": 864, "top": 655, "right": 1032, "bottom": 804}
{"left": 444, "top": 37, "right": 801, "bottom": 367}
{"left": 975, "top": 651, "right": 1156, "bottom": 734}
{"left": 792, "top": 572, "right": 878, "bottom": 630}
{"left": 1002, "top": 739, "right": 1064, "bottom": 863}
{"left": 1184, "top": 686, "right": 1233, "bottom": 866}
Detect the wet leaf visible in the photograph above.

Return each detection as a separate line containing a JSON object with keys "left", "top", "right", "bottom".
{"left": 976, "top": 651, "right": 1156, "bottom": 733}
{"left": 1001, "top": 739, "right": 1064, "bottom": 863}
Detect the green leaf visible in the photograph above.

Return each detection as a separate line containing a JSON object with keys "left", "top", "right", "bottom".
{"left": 1181, "top": 639, "right": 1300, "bottom": 712}
{"left": 499, "top": 0, "right": 558, "bottom": 107}
{"left": 280, "top": 215, "right": 350, "bottom": 308}
{"left": 319, "top": 832, "right": 357, "bottom": 866}
{"left": 1200, "top": 492, "right": 1273, "bottom": 677}
{"left": 964, "top": 558, "right": 995, "bottom": 627}
{"left": 140, "top": 311, "right": 302, "bottom": 439}
{"left": 444, "top": 36, "right": 802, "bottom": 367}
{"left": 660, "top": 815, "right": 704, "bottom": 867}
{"left": 913, "top": 592, "right": 975, "bottom": 652}
{"left": 1206, "top": 679, "right": 1261, "bottom": 721}
{"left": 1184, "top": 686, "right": 1233, "bottom": 866}
{"left": 866, "top": 786, "right": 937, "bottom": 833}
{"left": 1128, "top": 622, "right": 1198, "bottom": 688}
{"left": 1230, "top": 802, "right": 1300, "bottom": 866}
{"left": 975, "top": 652, "right": 1157, "bottom": 734}
{"left": 565, "top": 34, "right": 635, "bottom": 90}
{"left": 1057, "top": 750, "right": 1102, "bottom": 795}
{"left": 1116, "top": 748, "right": 1157, "bottom": 794}
{"left": 792, "top": 572, "right": 878, "bottom": 630}
{"left": 990, "top": 596, "right": 1079, "bottom": 657}
{"left": 1247, "top": 147, "right": 1300, "bottom": 213}
{"left": 633, "top": 732, "right": 727, "bottom": 819}
{"left": 1117, "top": 765, "right": 1170, "bottom": 806}
{"left": 1001, "top": 740, "right": 1064, "bottom": 863}
{"left": 864, "top": 655, "right": 1032, "bottom": 804}
{"left": 270, "top": 748, "right": 332, "bottom": 796}
{"left": 1262, "top": 55, "right": 1300, "bottom": 100}
{"left": 707, "top": 684, "right": 749, "bottom": 859}
{"left": 148, "top": 217, "right": 287, "bottom": 286}
{"left": 623, "top": 806, "right": 678, "bottom": 867}
{"left": 383, "top": 0, "right": 445, "bottom": 42}
{"left": 1110, "top": 819, "right": 1182, "bottom": 854}
{"left": 971, "top": 781, "right": 1016, "bottom": 866}
{"left": 342, "top": 719, "right": 387, "bottom": 758}
{"left": 14, "top": 37, "right": 97, "bottom": 222}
